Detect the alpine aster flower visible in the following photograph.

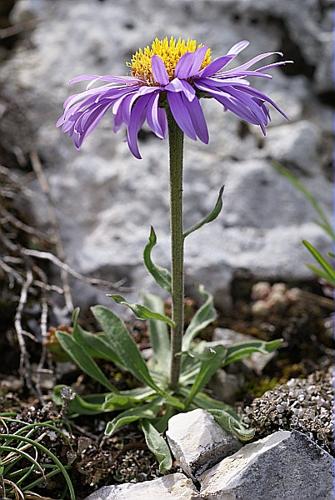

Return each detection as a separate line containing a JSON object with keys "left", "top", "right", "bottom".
{"left": 57, "top": 37, "right": 291, "bottom": 159}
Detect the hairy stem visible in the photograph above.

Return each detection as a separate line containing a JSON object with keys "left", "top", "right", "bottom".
{"left": 168, "top": 111, "right": 184, "bottom": 390}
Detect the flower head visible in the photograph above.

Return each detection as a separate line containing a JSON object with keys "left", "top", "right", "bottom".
{"left": 57, "top": 37, "right": 291, "bottom": 158}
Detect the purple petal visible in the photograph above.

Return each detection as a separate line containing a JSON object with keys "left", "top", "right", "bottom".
{"left": 151, "top": 55, "right": 169, "bottom": 85}
{"left": 198, "top": 55, "right": 235, "bottom": 77}
{"left": 182, "top": 96, "right": 209, "bottom": 143}
{"left": 256, "top": 60, "right": 294, "bottom": 72}
{"left": 167, "top": 92, "right": 197, "bottom": 140}
{"left": 127, "top": 94, "right": 152, "bottom": 159}
{"left": 227, "top": 40, "right": 250, "bottom": 55}
{"left": 157, "top": 107, "right": 167, "bottom": 138}
{"left": 198, "top": 76, "right": 250, "bottom": 87}
{"left": 233, "top": 84, "right": 288, "bottom": 119}
{"left": 194, "top": 82, "right": 267, "bottom": 127}
{"left": 189, "top": 46, "right": 209, "bottom": 75}
{"left": 175, "top": 46, "right": 208, "bottom": 79}
{"left": 69, "top": 74, "right": 141, "bottom": 86}
{"left": 165, "top": 78, "right": 195, "bottom": 101}
{"left": 223, "top": 52, "right": 283, "bottom": 75}
{"left": 146, "top": 92, "right": 165, "bottom": 138}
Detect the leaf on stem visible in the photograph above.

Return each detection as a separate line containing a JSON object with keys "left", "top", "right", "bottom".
{"left": 140, "top": 420, "right": 173, "bottom": 473}
{"left": 109, "top": 294, "right": 175, "bottom": 328}
{"left": 183, "top": 185, "right": 224, "bottom": 239}
{"left": 182, "top": 286, "right": 217, "bottom": 351}
{"left": 143, "top": 226, "right": 172, "bottom": 292}
{"left": 223, "top": 339, "right": 283, "bottom": 367}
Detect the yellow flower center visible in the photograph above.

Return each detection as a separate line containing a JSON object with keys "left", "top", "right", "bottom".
{"left": 128, "top": 36, "right": 212, "bottom": 85}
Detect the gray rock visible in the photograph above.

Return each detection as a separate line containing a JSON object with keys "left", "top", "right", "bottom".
{"left": 84, "top": 473, "right": 200, "bottom": 500}
{"left": 264, "top": 121, "right": 321, "bottom": 175}
{"left": 200, "top": 430, "right": 333, "bottom": 500}
{"left": 166, "top": 410, "right": 241, "bottom": 479}
{"left": 0, "top": 0, "right": 332, "bottom": 308}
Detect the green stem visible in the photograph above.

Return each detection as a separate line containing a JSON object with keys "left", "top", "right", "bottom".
{"left": 167, "top": 111, "right": 184, "bottom": 390}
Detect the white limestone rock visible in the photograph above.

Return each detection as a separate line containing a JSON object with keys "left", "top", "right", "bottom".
{"left": 166, "top": 410, "right": 241, "bottom": 479}
{"left": 84, "top": 473, "right": 200, "bottom": 500}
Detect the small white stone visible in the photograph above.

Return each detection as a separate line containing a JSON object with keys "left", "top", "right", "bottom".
{"left": 84, "top": 473, "right": 199, "bottom": 500}
{"left": 166, "top": 409, "right": 241, "bottom": 479}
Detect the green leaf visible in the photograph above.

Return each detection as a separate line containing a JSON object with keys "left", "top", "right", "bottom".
{"left": 72, "top": 307, "right": 80, "bottom": 326}
{"left": 143, "top": 226, "right": 172, "bottom": 292}
{"left": 307, "top": 263, "right": 334, "bottom": 283}
{"left": 92, "top": 306, "right": 184, "bottom": 410}
{"left": 185, "top": 345, "right": 227, "bottom": 406}
{"left": 183, "top": 185, "right": 224, "bottom": 239}
{"left": 153, "top": 407, "right": 176, "bottom": 433}
{"left": 190, "top": 391, "right": 254, "bottom": 441}
{"left": 105, "top": 400, "right": 160, "bottom": 436}
{"left": 209, "top": 409, "right": 254, "bottom": 441}
{"left": 223, "top": 339, "right": 283, "bottom": 367}
{"left": 143, "top": 293, "right": 170, "bottom": 374}
{"left": 103, "top": 387, "right": 156, "bottom": 410}
{"left": 303, "top": 240, "right": 335, "bottom": 286}
{"left": 73, "top": 324, "right": 124, "bottom": 368}
{"left": 109, "top": 294, "right": 175, "bottom": 328}
{"left": 182, "top": 286, "right": 217, "bottom": 351}
{"left": 92, "top": 306, "right": 158, "bottom": 389}
{"left": 273, "top": 162, "right": 335, "bottom": 241}
{"left": 56, "top": 332, "right": 117, "bottom": 392}
{"left": 140, "top": 420, "right": 172, "bottom": 473}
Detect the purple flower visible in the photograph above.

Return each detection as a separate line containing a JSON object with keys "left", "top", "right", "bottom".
{"left": 57, "top": 37, "right": 291, "bottom": 159}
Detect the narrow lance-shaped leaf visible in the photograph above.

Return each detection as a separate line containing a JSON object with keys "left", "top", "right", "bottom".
{"left": 105, "top": 399, "right": 161, "bottom": 436}
{"left": 143, "top": 292, "right": 170, "bottom": 374}
{"left": 303, "top": 240, "right": 335, "bottom": 286}
{"left": 185, "top": 345, "right": 227, "bottom": 406}
{"left": 56, "top": 331, "right": 117, "bottom": 392}
{"left": 92, "top": 305, "right": 158, "bottom": 389}
{"left": 183, "top": 185, "right": 224, "bottom": 239}
{"left": 307, "top": 263, "right": 334, "bottom": 283}
{"left": 73, "top": 324, "right": 125, "bottom": 368}
{"left": 92, "top": 306, "right": 183, "bottom": 409}
{"left": 140, "top": 420, "right": 173, "bottom": 473}
{"left": 103, "top": 387, "right": 156, "bottom": 410}
{"left": 143, "top": 226, "right": 172, "bottom": 292}
{"left": 109, "top": 294, "right": 175, "bottom": 328}
{"left": 223, "top": 339, "right": 283, "bottom": 367}
{"left": 182, "top": 285, "right": 217, "bottom": 351}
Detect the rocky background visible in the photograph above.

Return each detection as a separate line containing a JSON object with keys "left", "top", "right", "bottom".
{"left": 0, "top": 0, "right": 333, "bottom": 310}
